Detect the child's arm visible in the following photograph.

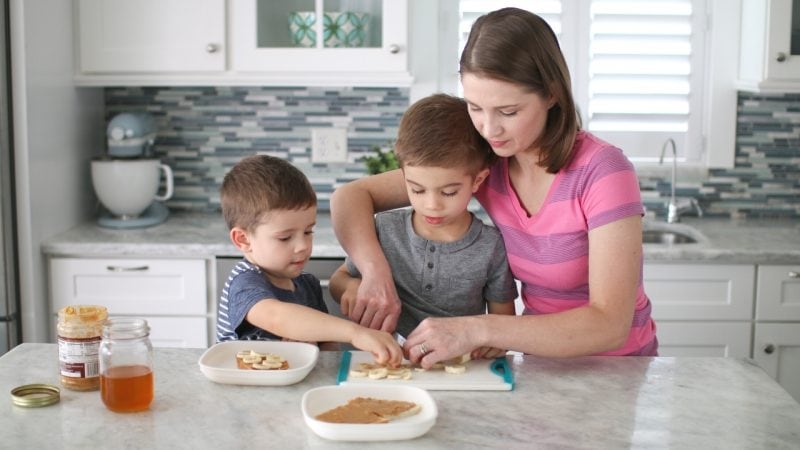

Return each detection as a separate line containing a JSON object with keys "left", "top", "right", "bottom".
{"left": 488, "top": 300, "right": 516, "bottom": 316}
{"left": 469, "top": 300, "right": 517, "bottom": 360}
{"left": 246, "top": 298, "right": 402, "bottom": 365}
{"left": 328, "top": 263, "right": 362, "bottom": 316}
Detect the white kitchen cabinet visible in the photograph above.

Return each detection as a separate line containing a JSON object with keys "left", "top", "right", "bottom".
{"left": 230, "top": 0, "right": 410, "bottom": 85}
{"left": 49, "top": 257, "right": 211, "bottom": 348}
{"left": 656, "top": 322, "right": 752, "bottom": 357}
{"left": 76, "top": 0, "right": 225, "bottom": 74}
{"left": 738, "top": 0, "right": 800, "bottom": 92}
{"left": 74, "top": 0, "right": 411, "bottom": 87}
{"left": 644, "top": 263, "right": 755, "bottom": 357}
{"left": 753, "top": 264, "right": 800, "bottom": 401}
{"left": 753, "top": 323, "right": 800, "bottom": 402}
{"left": 755, "top": 264, "right": 800, "bottom": 321}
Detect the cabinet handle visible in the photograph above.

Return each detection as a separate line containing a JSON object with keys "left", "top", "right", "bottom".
{"left": 763, "top": 344, "right": 775, "bottom": 355}
{"left": 776, "top": 52, "right": 786, "bottom": 62}
{"left": 106, "top": 265, "right": 149, "bottom": 272}
{"left": 388, "top": 44, "right": 400, "bottom": 54}
{"left": 206, "top": 43, "right": 219, "bottom": 53}
{"left": 789, "top": 271, "right": 799, "bottom": 278}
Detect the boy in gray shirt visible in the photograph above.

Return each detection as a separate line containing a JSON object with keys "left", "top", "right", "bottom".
{"left": 330, "top": 94, "right": 517, "bottom": 357}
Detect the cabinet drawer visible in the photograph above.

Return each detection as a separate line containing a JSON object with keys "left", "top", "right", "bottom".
{"left": 50, "top": 258, "right": 207, "bottom": 315}
{"left": 655, "top": 321, "right": 751, "bottom": 357}
{"left": 144, "top": 316, "right": 209, "bottom": 348}
{"left": 756, "top": 265, "right": 800, "bottom": 321}
{"left": 644, "top": 264, "right": 755, "bottom": 320}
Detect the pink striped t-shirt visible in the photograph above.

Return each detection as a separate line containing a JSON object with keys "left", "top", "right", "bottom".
{"left": 475, "top": 131, "right": 657, "bottom": 356}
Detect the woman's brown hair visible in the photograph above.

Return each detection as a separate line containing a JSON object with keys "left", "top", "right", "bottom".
{"left": 460, "top": 7, "right": 580, "bottom": 173}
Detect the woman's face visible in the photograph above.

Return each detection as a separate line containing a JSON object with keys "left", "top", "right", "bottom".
{"left": 462, "top": 73, "right": 553, "bottom": 158}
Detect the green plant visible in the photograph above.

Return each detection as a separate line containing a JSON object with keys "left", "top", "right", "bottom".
{"left": 363, "top": 146, "right": 399, "bottom": 174}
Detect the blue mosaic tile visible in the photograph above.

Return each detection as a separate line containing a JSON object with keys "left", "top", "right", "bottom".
{"left": 106, "top": 87, "right": 798, "bottom": 219}
{"left": 105, "top": 86, "right": 408, "bottom": 212}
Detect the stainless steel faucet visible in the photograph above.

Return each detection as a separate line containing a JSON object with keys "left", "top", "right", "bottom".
{"left": 659, "top": 138, "right": 702, "bottom": 223}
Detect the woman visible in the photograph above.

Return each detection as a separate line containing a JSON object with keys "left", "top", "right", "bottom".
{"left": 330, "top": 7, "right": 657, "bottom": 367}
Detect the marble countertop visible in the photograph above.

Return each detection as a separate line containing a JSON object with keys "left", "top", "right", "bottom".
{"left": 41, "top": 211, "right": 800, "bottom": 263}
{"left": 2, "top": 343, "right": 799, "bottom": 449}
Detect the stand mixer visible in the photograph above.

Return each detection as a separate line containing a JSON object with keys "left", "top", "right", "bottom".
{"left": 91, "top": 112, "right": 173, "bottom": 229}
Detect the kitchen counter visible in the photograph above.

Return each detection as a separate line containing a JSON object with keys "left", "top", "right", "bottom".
{"left": 41, "top": 211, "right": 800, "bottom": 263}
{"left": 2, "top": 343, "right": 799, "bottom": 449}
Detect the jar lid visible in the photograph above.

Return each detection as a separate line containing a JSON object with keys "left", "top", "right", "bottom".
{"left": 11, "top": 384, "right": 61, "bottom": 408}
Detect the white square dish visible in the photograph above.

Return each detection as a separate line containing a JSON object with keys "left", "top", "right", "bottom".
{"left": 301, "top": 384, "right": 437, "bottom": 441}
{"left": 198, "top": 340, "right": 319, "bottom": 386}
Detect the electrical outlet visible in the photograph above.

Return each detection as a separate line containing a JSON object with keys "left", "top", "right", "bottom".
{"left": 311, "top": 128, "right": 348, "bottom": 163}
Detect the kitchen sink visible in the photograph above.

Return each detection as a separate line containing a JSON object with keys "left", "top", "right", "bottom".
{"left": 641, "top": 222, "right": 705, "bottom": 245}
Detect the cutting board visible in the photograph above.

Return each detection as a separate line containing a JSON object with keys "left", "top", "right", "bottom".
{"left": 336, "top": 351, "right": 514, "bottom": 391}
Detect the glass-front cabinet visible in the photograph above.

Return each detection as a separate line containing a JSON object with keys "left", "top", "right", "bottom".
{"left": 739, "top": 0, "right": 800, "bottom": 91}
{"left": 230, "top": 0, "right": 410, "bottom": 85}
{"left": 74, "top": 0, "right": 410, "bottom": 87}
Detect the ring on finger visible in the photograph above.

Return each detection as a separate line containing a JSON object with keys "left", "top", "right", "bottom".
{"left": 419, "top": 343, "right": 429, "bottom": 355}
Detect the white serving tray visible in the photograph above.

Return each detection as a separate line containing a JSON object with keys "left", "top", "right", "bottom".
{"left": 302, "top": 384, "right": 437, "bottom": 441}
{"left": 198, "top": 340, "right": 318, "bottom": 386}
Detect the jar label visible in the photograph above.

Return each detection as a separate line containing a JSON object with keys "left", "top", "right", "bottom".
{"left": 58, "top": 336, "right": 101, "bottom": 378}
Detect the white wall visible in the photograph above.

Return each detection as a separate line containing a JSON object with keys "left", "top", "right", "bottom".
{"left": 11, "top": 0, "right": 104, "bottom": 342}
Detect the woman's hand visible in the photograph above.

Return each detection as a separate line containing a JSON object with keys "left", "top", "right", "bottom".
{"left": 347, "top": 272, "right": 402, "bottom": 333}
{"left": 403, "top": 316, "right": 482, "bottom": 369}
{"left": 470, "top": 346, "right": 507, "bottom": 360}
{"left": 350, "top": 327, "right": 404, "bottom": 367}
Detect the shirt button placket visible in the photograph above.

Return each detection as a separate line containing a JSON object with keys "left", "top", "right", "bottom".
{"left": 422, "top": 244, "right": 437, "bottom": 295}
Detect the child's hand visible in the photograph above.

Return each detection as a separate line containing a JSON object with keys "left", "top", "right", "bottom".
{"left": 351, "top": 328, "right": 403, "bottom": 367}
{"left": 470, "top": 346, "right": 507, "bottom": 360}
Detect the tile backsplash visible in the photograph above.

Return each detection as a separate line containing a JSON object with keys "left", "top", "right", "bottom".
{"left": 106, "top": 87, "right": 799, "bottom": 218}
{"left": 106, "top": 86, "right": 408, "bottom": 212}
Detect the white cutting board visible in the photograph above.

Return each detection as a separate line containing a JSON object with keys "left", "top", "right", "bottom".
{"left": 336, "top": 351, "right": 514, "bottom": 391}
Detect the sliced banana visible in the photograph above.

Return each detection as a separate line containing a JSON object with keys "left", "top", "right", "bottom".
{"left": 368, "top": 367, "right": 389, "bottom": 379}
{"left": 444, "top": 364, "right": 466, "bottom": 374}
{"left": 242, "top": 354, "right": 262, "bottom": 364}
{"left": 348, "top": 369, "right": 368, "bottom": 378}
{"left": 252, "top": 360, "right": 284, "bottom": 370}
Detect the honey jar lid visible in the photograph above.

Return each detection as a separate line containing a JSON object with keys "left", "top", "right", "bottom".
{"left": 11, "top": 384, "right": 61, "bottom": 408}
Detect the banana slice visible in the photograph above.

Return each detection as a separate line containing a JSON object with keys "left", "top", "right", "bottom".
{"left": 242, "top": 354, "right": 262, "bottom": 364}
{"left": 252, "top": 360, "right": 285, "bottom": 370}
{"left": 444, "top": 364, "right": 466, "bottom": 374}
{"left": 348, "top": 369, "right": 368, "bottom": 378}
{"left": 368, "top": 367, "right": 389, "bottom": 379}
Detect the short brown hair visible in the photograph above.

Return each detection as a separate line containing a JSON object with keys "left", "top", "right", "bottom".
{"left": 220, "top": 155, "right": 316, "bottom": 230}
{"left": 394, "top": 93, "right": 495, "bottom": 175}
{"left": 460, "top": 7, "right": 579, "bottom": 173}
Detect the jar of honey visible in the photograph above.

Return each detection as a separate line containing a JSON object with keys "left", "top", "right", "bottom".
{"left": 99, "top": 317, "right": 154, "bottom": 412}
{"left": 57, "top": 305, "right": 108, "bottom": 391}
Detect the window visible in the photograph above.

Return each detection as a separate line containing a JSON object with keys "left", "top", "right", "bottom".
{"left": 449, "top": 0, "right": 719, "bottom": 164}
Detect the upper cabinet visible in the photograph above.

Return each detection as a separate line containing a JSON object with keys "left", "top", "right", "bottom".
{"left": 738, "top": 0, "right": 800, "bottom": 92}
{"left": 77, "top": 0, "right": 226, "bottom": 73}
{"left": 74, "top": 0, "right": 411, "bottom": 87}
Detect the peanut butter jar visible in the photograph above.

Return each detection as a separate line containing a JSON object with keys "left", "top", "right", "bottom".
{"left": 57, "top": 305, "right": 108, "bottom": 391}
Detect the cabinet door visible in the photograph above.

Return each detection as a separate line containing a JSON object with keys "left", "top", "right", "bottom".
{"left": 753, "top": 323, "right": 800, "bottom": 402}
{"left": 50, "top": 258, "right": 208, "bottom": 315}
{"left": 766, "top": 0, "right": 800, "bottom": 80}
{"left": 78, "top": 0, "right": 225, "bottom": 73}
{"left": 644, "top": 264, "right": 755, "bottom": 320}
{"left": 756, "top": 264, "right": 800, "bottom": 321}
{"left": 230, "top": 0, "right": 411, "bottom": 85}
{"left": 145, "top": 316, "right": 209, "bottom": 348}
{"left": 656, "top": 322, "right": 751, "bottom": 357}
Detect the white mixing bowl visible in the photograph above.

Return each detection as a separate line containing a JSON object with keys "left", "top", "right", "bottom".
{"left": 91, "top": 159, "right": 173, "bottom": 219}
